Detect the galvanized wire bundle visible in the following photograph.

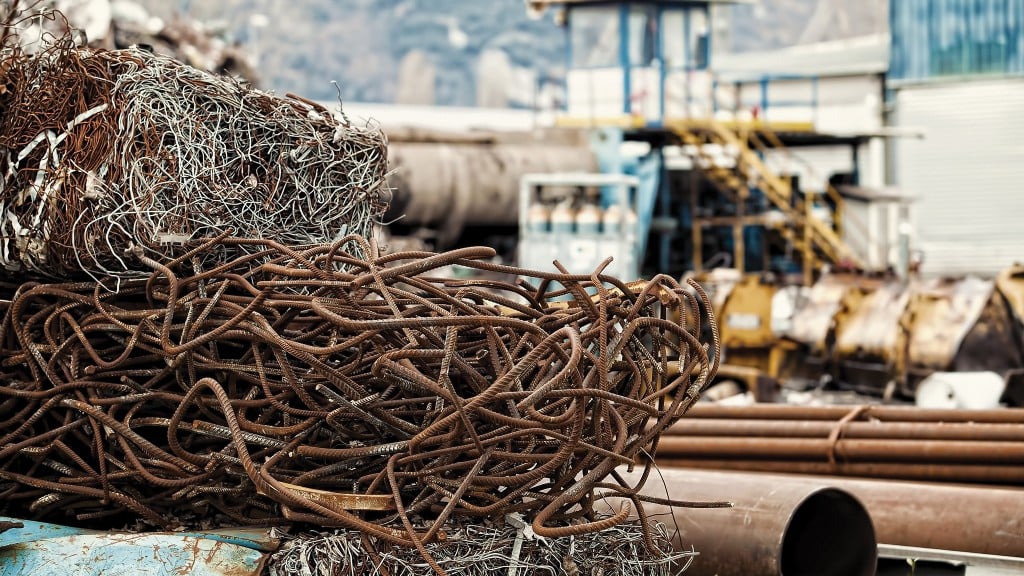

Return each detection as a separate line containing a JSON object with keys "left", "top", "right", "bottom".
{"left": 0, "top": 36, "right": 388, "bottom": 280}
{"left": 0, "top": 236, "right": 717, "bottom": 572}
{"left": 267, "top": 519, "right": 694, "bottom": 576}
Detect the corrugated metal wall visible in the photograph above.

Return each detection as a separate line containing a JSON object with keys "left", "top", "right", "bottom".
{"left": 895, "top": 78, "right": 1024, "bottom": 277}
{"left": 890, "top": 0, "right": 1024, "bottom": 83}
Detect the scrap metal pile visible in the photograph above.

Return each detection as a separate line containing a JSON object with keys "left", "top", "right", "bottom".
{"left": 0, "top": 15, "right": 721, "bottom": 576}
{"left": 0, "top": 236, "right": 717, "bottom": 571}
{"left": 268, "top": 521, "right": 693, "bottom": 576}
{"left": 0, "top": 32, "right": 387, "bottom": 280}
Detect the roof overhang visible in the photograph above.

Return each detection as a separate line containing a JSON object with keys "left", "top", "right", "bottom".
{"left": 527, "top": 0, "right": 752, "bottom": 8}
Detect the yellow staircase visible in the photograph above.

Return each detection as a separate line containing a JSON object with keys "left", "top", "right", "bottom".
{"left": 668, "top": 119, "right": 863, "bottom": 282}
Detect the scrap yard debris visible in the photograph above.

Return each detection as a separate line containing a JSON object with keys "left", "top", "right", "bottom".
{"left": 0, "top": 30, "right": 388, "bottom": 280}
{"left": 0, "top": 237, "right": 718, "bottom": 572}
{"left": 0, "top": 9, "right": 721, "bottom": 575}
{"left": 4, "top": 0, "right": 258, "bottom": 81}
{"left": 267, "top": 520, "right": 695, "bottom": 576}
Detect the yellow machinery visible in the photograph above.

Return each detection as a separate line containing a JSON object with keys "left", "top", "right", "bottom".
{"left": 697, "top": 267, "right": 1024, "bottom": 402}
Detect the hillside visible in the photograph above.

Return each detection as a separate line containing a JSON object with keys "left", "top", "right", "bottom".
{"left": 136, "top": 0, "right": 884, "bottom": 106}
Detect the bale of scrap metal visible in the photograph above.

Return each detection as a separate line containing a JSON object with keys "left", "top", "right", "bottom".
{"left": 267, "top": 520, "right": 693, "bottom": 576}
{"left": 0, "top": 237, "right": 718, "bottom": 571}
{"left": 0, "top": 36, "right": 388, "bottom": 280}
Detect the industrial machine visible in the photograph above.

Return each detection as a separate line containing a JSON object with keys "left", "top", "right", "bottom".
{"left": 518, "top": 172, "right": 642, "bottom": 281}
{"left": 696, "top": 268, "right": 1024, "bottom": 405}
{"left": 377, "top": 0, "right": 1022, "bottom": 403}
{"left": 526, "top": 0, "right": 890, "bottom": 284}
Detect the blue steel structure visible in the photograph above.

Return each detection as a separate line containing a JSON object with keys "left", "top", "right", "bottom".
{"left": 890, "top": 0, "right": 1024, "bottom": 84}
{"left": 533, "top": 0, "right": 866, "bottom": 282}
{"left": 0, "top": 516, "right": 274, "bottom": 576}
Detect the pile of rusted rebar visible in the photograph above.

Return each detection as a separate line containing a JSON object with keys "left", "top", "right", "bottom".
{"left": 655, "top": 403, "right": 1024, "bottom": 484}
{"left": 0, "top": 32, "right": 388, "bottom": 280}
{"left": 0, "top": 235, "right": 718, "bottom": 571}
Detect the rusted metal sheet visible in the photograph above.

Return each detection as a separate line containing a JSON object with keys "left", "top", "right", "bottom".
{"left": 0, "top": 517, "right": 274, "bottom": 576}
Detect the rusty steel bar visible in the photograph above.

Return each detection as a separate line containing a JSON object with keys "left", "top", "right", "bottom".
{"left": 0, "top": 235, "right": 720, "bottom": 574}
{"left": 655, "top": 459, "right": 1024, "bottom": 484}
{"left": 607, "top": 468, "right": 876, "bottom": 576}
{"left": 656, "top": 436, "right": 1024, "bottom": 464}
{"left": 685, "top": 403, "right": 1024, "bottom": 423}
{"left": 662, "top": 418, "right": 1024, "bottom": 442}
{"left": 654, "top": 468, "right": 1024, "bottom": 558}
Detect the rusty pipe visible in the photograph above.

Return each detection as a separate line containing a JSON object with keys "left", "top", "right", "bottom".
{"left": 655, "top": 436, "right": 1024, "bottom": 463}
{"left": 655, "top": 458, "right": 1024, "bottom": 484}
{"left": 654, "top": 468, "right": 1024, "bottom": 558}
{"left": 685, "top": 404, "right": 1024, "bottom": 423}
{"left": 610, "top": 468, "right": 876, "bottom": 576}
{"left": 662, "top": 418, "right": 1024, "bottom": 442}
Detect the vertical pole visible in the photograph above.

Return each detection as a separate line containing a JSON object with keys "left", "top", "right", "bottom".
{"left": 658, "top": 147, "right": 671, "bottom": 273}
{"left": 737, "top": 199, "right": 745, "bottom": 270}
{"left": 803, "top": 191, "right": 814, "bottom": 286}
{"left": 760, "top": 77, "right": 769, "bottom": 121}
{"left": 691, "top": 171, "right": 703, "bottom": 273}
{"left": 683, "top": 6, "right": 692, "bottom": 117}
{"left": 657, "top": 5, "right": 666, "bottom": 123}
{"left": 564, "top": 8, "right": 572, "bottom": 114}
{"left": 851, "top": 142, "right": 861, "bottom": 186}
{"left": 620, "top": 5, "right": 632, "bottom": 116}
{"left": 811, "top": 75, "right": 819, "bottom": 126}
{"left": 734, "top": 191, "right": 745, "bottom": 274}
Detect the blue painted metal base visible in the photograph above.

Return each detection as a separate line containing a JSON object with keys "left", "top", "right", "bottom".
{"left": 0, "top": 517, "right": 275, "bottom": 576}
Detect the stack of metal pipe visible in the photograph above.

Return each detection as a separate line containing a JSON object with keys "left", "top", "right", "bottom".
{"left": 654, "top": 403, "right": 1024, "bottom": 484}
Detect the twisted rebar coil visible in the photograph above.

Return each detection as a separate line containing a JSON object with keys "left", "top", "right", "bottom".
{"left": 0, "top": 237, "right": 717, "bottom": 566}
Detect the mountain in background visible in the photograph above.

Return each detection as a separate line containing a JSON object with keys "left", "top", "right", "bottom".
{"left": 136, "top": 0, "right": 886, "bottom": 106}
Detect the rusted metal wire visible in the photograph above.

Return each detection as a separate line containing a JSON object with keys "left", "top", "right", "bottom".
{"left": 0, "top": 27, "right": 388, "bottom": 281}
{"left": 267, "top": 519, "right": 694, "bottom": 576}
{"left": 0, "top": 235, "right": 718, "bottom": 573}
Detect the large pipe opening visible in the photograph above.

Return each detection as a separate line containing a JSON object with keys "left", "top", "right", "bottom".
{"left": 781, "top": 488, "right": 877, "bottom": 576}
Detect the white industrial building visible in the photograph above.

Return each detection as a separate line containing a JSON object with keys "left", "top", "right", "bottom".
{"left": 717, "top": 1, "right": 1024, "bottom": 278}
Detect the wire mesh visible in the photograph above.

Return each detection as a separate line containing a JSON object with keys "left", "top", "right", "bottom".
{"left": 0, "top": 35, "right": 388, "bottom": 281}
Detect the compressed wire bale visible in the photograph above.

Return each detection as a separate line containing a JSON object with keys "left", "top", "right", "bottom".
{"left": 266, "top": 520, "right": 695, "bottom": 576}
{"left": 0, "top": 37, "right": 388, "bottom": 280}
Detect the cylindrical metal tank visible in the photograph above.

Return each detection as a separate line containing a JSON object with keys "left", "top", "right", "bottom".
{"left": 385, "top": 133, "right": 597, "bottom": 248}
